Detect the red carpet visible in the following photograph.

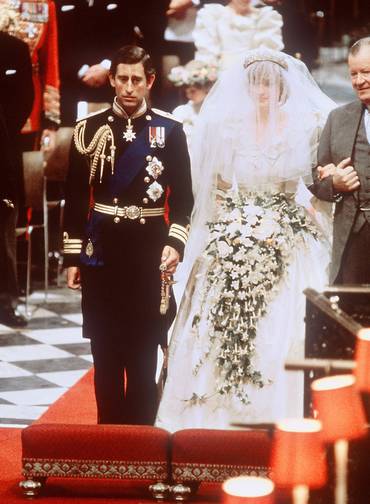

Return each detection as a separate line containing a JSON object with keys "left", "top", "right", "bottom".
{"left": 0, "top": 370, "right": 219, "bottom": 503}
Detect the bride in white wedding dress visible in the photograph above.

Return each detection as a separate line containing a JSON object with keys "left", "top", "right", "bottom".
{"left": 156, "top": 48, "right": 335, "bottom": 431}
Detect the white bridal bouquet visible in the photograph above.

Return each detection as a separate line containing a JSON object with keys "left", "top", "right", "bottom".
{"left": 191, "top": 190, "right": 319, "bottom": 404}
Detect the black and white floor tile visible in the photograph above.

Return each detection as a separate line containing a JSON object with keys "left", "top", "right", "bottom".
{"left": 0, "top": 288, "right": 92, "bottom": 428}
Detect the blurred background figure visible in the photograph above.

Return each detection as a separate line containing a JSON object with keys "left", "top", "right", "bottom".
{"left": 169, "top": 59, "right": 217, "bottom": 149}
{"left": 0, "top": 0, "right": 60, "bottom": 152}
{"left": 260, "top": 0, "right": 318, "bottom": 70}
{"left": 193, "top": 0, "right": 283, "bottom": 71}
{"left": 0, "top": 25, "right": 34, "bottom": 326}
{"left": 56, "top": 0, "right": 172, "bottom": 123}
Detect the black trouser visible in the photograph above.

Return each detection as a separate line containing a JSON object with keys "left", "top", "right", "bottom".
{"left": 90, "top": 336, "right": 158, "bottom": 425}
{"left": 336, "top": 221, "right": 370, "bottom": 284}
{"left": 0, "top": 203, "right": 18, "bottom": 308}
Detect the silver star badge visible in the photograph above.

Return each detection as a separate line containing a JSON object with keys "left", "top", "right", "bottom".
{"left": 123, "top": 119, "right": 136, "bottom": 142}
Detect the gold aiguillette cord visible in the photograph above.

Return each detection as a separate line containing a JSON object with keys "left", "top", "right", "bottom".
{"left": 159, "top": 263, "right": 175, "bottom": 315}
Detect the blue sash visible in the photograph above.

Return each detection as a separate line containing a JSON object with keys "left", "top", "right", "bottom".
{"left": 109, "top": 115, "right": 176, "bottom": 197}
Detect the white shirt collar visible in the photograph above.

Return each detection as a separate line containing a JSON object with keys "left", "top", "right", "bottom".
{"left": 364, "top": 107, "right": 370, "bottom": 144}
{"left": 112, "top": 97, "right": 148, "bottom": 120}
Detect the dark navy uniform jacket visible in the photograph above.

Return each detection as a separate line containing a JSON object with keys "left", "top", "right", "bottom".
{"left": 63, "top": 105, "right": 194, "bottom": 344}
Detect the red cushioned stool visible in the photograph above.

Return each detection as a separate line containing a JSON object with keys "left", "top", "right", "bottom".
{"left": 170, "top": 429, "right": 272, "bottom": 500}
{"left": 20, "top": 423, "right": 171, "bottom": 500}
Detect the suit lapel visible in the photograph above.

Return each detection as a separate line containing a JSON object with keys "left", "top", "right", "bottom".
{"left": 337, "top": 100, "right": 364, "bottom": 158}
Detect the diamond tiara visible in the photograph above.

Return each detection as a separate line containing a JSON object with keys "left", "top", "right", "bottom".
{"left": 244, "top": 52, "right": 288, "bottom": 70}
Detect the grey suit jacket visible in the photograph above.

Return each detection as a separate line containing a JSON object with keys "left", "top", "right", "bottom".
{"left": 311, "top": 100, "right": 364, "bottom": 283}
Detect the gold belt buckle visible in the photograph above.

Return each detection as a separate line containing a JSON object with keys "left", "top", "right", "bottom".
{"left": 125, "top": 205, "right": 141, "bottom": 220}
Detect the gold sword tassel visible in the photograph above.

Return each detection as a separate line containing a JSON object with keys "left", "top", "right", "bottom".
{"left": 159, "top": 263, "right": 175, "bottom": 315}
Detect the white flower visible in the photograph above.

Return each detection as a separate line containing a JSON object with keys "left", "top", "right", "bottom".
{"left": 253, "top": 218, "right": 279, "bottom": 240}
{"left": 245, "top": 214, "right": 258, "bottom": 226}
{"left": 146, "top": 181, "right": 164, "bottom": 202}
{"left": 241, "top": 224, "right": 253, "bottom": 238}
{"left": 243, "top": 204, "right": 263, "bottom": 217}
{"left": 240, "top": 237, "right": 253, "bottom": 248}
{"left": 227, "top": 221, "right": 243, "bottom": 235}
{"left": 233, "top": 249, "right": 246, "bottom": 262}
{"left": 217, "top": 240, "right": 232, "bottom": 258}
{"left": 229, "top": 208, "right": 242, "bottom": 221}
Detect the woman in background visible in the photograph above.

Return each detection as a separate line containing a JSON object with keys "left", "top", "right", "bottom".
{"left": 193, "top": 0, "right": 283, "bottom": 71}
{"left": 169, "top": 60, "right": 217, "bottom": 149}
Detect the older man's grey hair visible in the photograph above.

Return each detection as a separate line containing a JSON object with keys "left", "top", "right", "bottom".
{"left": 349, "top": 37, "right": 370, "bottom": 56}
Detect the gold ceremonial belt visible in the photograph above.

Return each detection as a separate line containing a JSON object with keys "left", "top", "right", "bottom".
{"left": 94, "top": 202, "right": 165, "bottom": 223}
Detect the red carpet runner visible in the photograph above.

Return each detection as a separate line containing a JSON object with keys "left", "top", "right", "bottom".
{"left": 0, "top": 370, "right": 219, "bottom": 503}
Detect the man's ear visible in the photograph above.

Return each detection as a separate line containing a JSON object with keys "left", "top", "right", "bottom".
{"left": 147, "top": 73, "right": 156, "bottom": 91}
{"left": 108, "top": 73, "right": 115, "bottom": 88}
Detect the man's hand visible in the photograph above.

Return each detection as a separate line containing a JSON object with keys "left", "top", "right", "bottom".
{"left": 82, "top": 64, "right": 109, "bottom": 88}
{"left": 167, "top": 0, "right": 192, "bottom": 18}
{"left": 332, "top": 157, "right": 360, "bottom": 192}
{"left": 161, "top": 245, "right": 180, "bottom": 274}
{"left": 67, "top": 266, "right": 81, "bottom": 290}
{"left": 40, "top": 129, "right": 56, "bottom": 153}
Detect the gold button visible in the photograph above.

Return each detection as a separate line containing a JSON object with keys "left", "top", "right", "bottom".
{"left": 146, "top": 115, "right": 152, "bottom": 121}
{"left": 114, "top": 216, "right": 120, "bottom": 224}
{"left": 108, "top": 115, "right": 114, "bottom": 122}
{"left": 140, "top": 218, "right": 146, "bottom": 225}
{"left": 146, "top": 155, "right": 152, "bottom": 162}
{"left": 107, "top": 156, "right": 111, "bottom": 162}
{"left": 144, "top": 176, "right": 150, "bottom": 183}
{"left": 143, "top": 198, "right": 149, "bottom": 204}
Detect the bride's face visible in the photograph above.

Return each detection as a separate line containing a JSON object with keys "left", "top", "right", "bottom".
{"left": 246, "top": 66, "right": 289, "bottom": 111}
{"left": 254, "top": 80, "right": 272, "bottom": 108}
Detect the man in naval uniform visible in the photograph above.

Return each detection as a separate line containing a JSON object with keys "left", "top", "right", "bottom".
{"left": 63, "top": 45, "right": 193, "bottom": 425}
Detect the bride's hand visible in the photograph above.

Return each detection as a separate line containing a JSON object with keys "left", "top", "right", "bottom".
{"left": 317, "top": 163, "right": 336, "bottom": 180}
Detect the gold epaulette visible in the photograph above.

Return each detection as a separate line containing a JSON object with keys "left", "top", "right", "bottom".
{"left": 73, "top": 119, "right": 116, "bottom": 184}
{"left": 151, "top": 108, "right": 182, "bottom": 123}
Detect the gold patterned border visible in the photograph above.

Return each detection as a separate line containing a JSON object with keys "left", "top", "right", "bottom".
{"left": 22, "top": 458, "right": 168, "bottom": 480}
{"left": 172, "top": 462, "right": 271, "bottom": 482}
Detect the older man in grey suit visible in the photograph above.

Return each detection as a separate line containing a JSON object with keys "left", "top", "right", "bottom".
{"left": 312, "top": 37, "right": 370, "bottom": 284}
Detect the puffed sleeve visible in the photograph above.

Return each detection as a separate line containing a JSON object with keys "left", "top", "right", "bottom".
{"left": 254, "top": 6, "right": 284, "bottom": 51}
{"left": 193, "top": 5, "right": 224, "bottom": 66}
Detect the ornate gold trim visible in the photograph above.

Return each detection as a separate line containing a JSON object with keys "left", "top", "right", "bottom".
{"left": 23, "top": 458, "right": 168, "bottom": 480}
{"left": 169, "top": 224, "right": 189, "bottom": 246}
{"left": 94, "top": 203, "right": 165, "bottom": 219}
{"left": 74, "top": 120, "right": 116, "bottom": 184}
{"left": 172, "top": 462, "right": 271, "bottom": 482}
{"left": 63, "top": 235, "right": 82, "bottom": 255}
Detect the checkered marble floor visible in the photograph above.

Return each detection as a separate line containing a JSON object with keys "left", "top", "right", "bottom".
{"left": 0, "top": 287, "right": 92, "bottom": 428}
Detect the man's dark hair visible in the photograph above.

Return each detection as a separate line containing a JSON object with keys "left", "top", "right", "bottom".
{"left": 110, "top": 45, "right": 156, "bottom": 78}
{"left": 349, "top": 37, "right": 370, "bottom": 56}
